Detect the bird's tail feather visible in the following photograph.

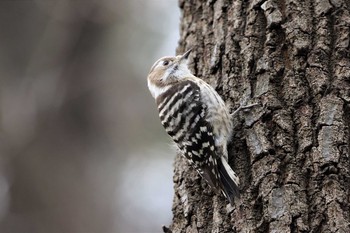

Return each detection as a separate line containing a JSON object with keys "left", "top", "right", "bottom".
{"left": 218, "top": 157, "right": 240, "bottom": 205}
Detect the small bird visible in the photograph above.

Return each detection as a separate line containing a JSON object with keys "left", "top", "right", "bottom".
{"left": 147, "top": 49, "right": 240, "bottom": 204}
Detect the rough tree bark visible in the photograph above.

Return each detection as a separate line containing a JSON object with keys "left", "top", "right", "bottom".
{"left": 166, "top": 0, "right": 350, "bottom": 232}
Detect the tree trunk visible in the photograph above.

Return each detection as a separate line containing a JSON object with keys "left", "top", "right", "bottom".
{"left": 167, "top": 0, "right": 350, "bottom": 232}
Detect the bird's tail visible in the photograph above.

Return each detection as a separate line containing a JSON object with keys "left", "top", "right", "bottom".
{"left": 217, "top": 157, "right": 240, "bottom": 205}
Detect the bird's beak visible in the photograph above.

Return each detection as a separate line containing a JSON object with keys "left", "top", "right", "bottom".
{"left": 180, "top": 48, "right": 192, "bottom": 62}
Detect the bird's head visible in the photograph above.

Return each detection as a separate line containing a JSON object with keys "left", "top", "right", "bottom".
{"left": 147, "top": 49, "right": 193, "bottom": 98}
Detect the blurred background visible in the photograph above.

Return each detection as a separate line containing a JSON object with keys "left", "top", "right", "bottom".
{"left": 0, "top": 0, "right": 180, "bottom": 232}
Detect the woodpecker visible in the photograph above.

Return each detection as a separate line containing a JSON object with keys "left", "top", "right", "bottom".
{"left": 147, "top": 49, "right": 240, "bottom": 205}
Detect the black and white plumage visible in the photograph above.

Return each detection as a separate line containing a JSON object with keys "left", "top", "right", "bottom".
{"left": 147, "top": 49, "right": 240, "bottom": 204}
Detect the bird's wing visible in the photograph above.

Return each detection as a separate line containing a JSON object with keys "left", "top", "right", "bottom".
{"left": 156, "top": 80, "right": 221, "bottom": 189}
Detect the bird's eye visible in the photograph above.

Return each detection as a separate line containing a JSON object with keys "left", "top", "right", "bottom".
{"left": 163, "top": 60, "right": 169, "bottom": 66}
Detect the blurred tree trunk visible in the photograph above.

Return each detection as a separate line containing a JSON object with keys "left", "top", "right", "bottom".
{"left": 168, "top": 0, "right": 350, "bottom": 232}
